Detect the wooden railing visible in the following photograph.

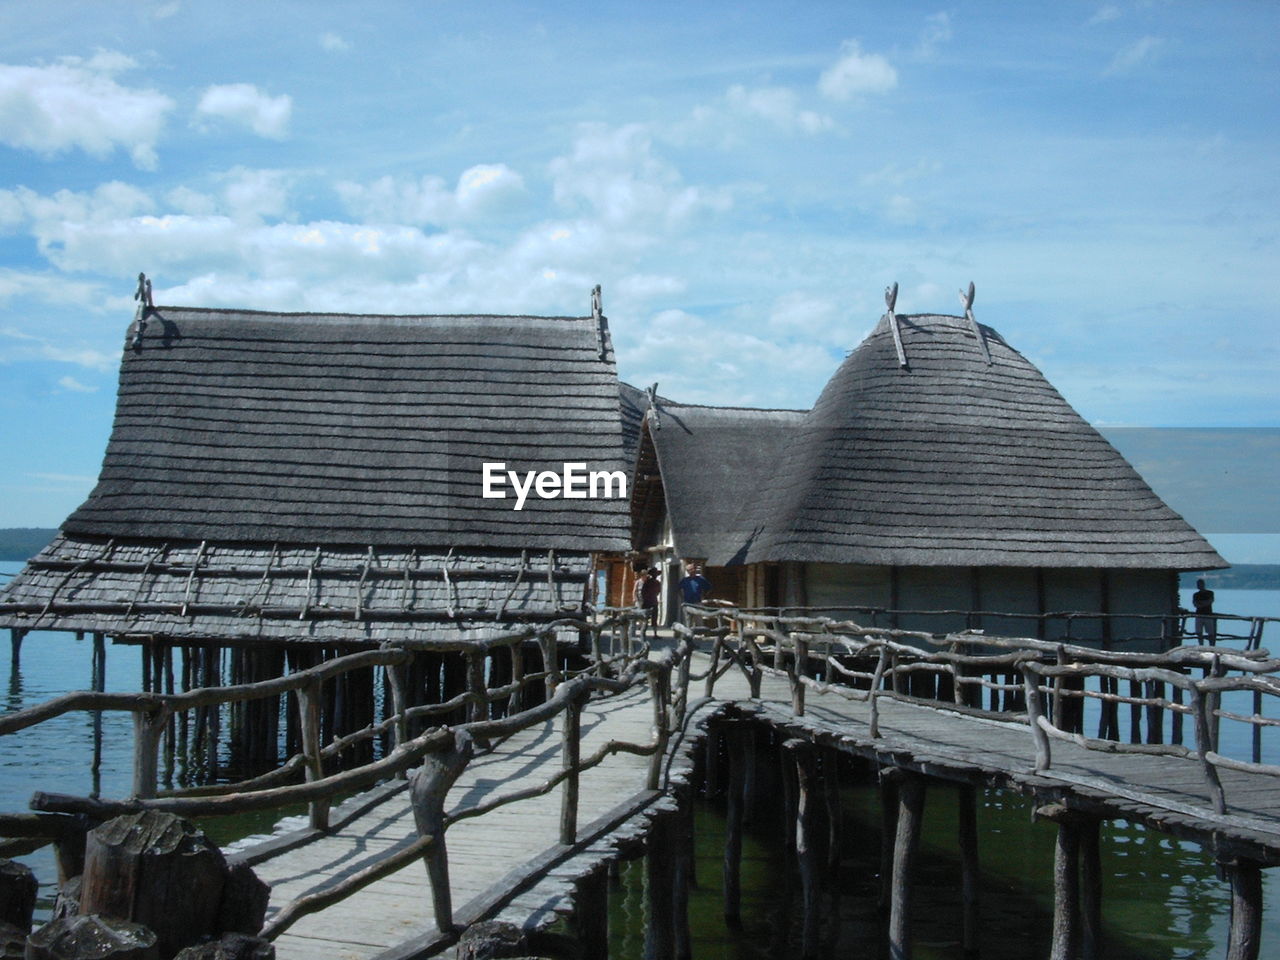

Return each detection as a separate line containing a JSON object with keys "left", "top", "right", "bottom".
{"left": 692, "top": 605, "right": 1280, "bottom": 818}
{"left": 0, "top": 609, "right": 710, "bottom": 939}
{"left": 718, "top": 603, "right": 1276, "bottom": 651}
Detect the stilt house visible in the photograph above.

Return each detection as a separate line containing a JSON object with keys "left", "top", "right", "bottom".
{"left": 631, "top": 287, "right": 1225, "bottom": 646}
{"left": 0, "top": 283, "right": 629, "bottom": 760}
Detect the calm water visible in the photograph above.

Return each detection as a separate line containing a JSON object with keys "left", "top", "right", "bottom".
{"left": 3, "top": 562, "right": 1279, "bottom": 956}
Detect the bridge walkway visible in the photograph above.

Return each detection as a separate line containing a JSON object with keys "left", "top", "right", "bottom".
{"left": 233, "top": 649, "right": 1280, "bottom": 960}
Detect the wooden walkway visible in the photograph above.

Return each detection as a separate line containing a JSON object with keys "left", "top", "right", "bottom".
{"left": 229, "top": 648, "right": 1280, "bottom": 960}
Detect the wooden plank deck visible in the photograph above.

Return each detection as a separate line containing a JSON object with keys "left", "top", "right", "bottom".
{"left": 232, "top": 649, "right": 1280, "bottom": 959}
{"left": 238, "top": 682, "right": 659, "bottom": 960}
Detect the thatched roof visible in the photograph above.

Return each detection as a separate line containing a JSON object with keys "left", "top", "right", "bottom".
{"left": 744, "top": 313, "right": 1226, "bottom": 570}
{"left": 0, "top": 303, "right": 629, "bottom": 641}
{"left": 642, "top": 403, "right": 805, "bottom": 565}
{"left": 64, "top": 306, "right": 628, "bottom": 551}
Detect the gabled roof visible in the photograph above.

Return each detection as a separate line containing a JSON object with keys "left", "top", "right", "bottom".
{"left": 63, "top": 306, "right": 629, "bottom": 553}
{"left": 745, "top": 313, "right": 1226, "bottom": 569}
{"left": 641, "top": 402, "right": 805, "bottom": 565}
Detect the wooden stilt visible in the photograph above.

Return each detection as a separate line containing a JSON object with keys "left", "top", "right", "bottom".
{"left": 574, "top": 864, "right": 610, "bottom": 960}
{"left": 645, "top": 810, "right": 675, "bottom": 960}
{"left": 878, "top": 770, "right": 899, "bottom": 916}
{"left": 1226, "top": 859, "right": 1263, "bottom": 960}
{"left": 9, "top": 629, "right": 24, "bottom": 670}
{"left": 672, "top": 786, "right": 693, "bottom": 960}
{"left": 1037, "top": 804, "right": 1080, "bottom": 960}
{"left": 958, "top": 784, "right": 981, "bottom": 959}
{"left": 723, "top": 723, "right": 747, "bottom": 928}
{"left": 786, "top": 740, "right": 823, "bottom": 960}
{"left": 1079, "top": 814, "right": 1102, "bottom": 960}
{"left": 823, "top": 749, "right": 842, "bottom": 879}
{"left": 888, "top": 772, "right": 925, "bottom": 960}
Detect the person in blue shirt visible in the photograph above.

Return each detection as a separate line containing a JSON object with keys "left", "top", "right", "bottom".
{"left": 677, "top": 562, "right": 712, "bottom": 624}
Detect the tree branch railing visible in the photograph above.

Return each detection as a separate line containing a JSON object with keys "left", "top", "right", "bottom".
{"left": 691, "top": 605, "right": 1280, "bottom": 818}
{"left": 0, "top": 609, "right": 702, "bottom": 940}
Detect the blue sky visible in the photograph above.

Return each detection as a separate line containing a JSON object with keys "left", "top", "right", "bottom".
{"left": 0, "top": 2, "right": 1276, "bottom": 558}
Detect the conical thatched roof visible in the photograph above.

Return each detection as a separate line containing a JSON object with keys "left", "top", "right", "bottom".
{"left": 745, "top": 313, "right": 1225, "bottom": 570}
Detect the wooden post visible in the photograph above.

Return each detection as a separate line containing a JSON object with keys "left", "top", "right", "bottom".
{"left": 1192, "top": 686, "right": 1228, "bottom": 814}
{"left": 723, "top": 723, "right": 748, "bottom": 927}
{"left": 1079, "top": 814, "right": 1103, "bottom": 960}
{"left": 297, "top": 680, "right": 330, "bottom": 830}
{"left": 672, "top": 785, "right": 693, "bottom": 960}
{"left": 8, "top": 629, "right": 22, "bottom": 670}
{"left": 791, "top": 635, "right": 807, "bottom": 716}
{"left": 560, "top": 690, "right": 584, "bottom": 845}
{"left": 1225, "top": 859, "right": 1263, "bottom": 960}
{"left": 878, "top": 769, "right": 899, "bottom": 916}
{"left": 131, "top": 708, "right": 166, "bottom": 800}
{"left": 888, "top": 771, "right": 926, "bottom": 960}
{"left": 785, "top": 740, "right": 823, "bottom": 960}
{"left": 1022, "top": 665, "right": 1052, "bottom": 773}
{"left": 1037, "top": 804, "right": 1080, "bottom": 960}
{"left": 540, "top": 633, "right": 560, "bottom": 700}
{"left": 645, "top": 810, "right": 675, "bottom": 960}
{"left": 465, "top": 650, "right": 486, "bottom": 725}
{"left": 0, "top": 858, "right": 37, "bottom": 934}
{"left": 573, "top": 864, "right": 610, "bottom": 960}
{"left": 704, "top": 635, "right": 722, "bottom": 698}
{"left": 957, "top": 784, "right": 981, "bottom": 959}
{"left": 80, "top": 811, "right": 230, "bottom": 958}
{"left": 410, "top": 731, "right": 475, "bottom": 934}
{"left": 387, "top": 657, "right": 409, "bottom": 764}
{"left": 647, "top": 663, "right": 671, "bottom": 791}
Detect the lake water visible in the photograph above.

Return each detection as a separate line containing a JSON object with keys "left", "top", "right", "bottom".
{"left": 2, "top": 562, "right": 1279, "bottom": 957}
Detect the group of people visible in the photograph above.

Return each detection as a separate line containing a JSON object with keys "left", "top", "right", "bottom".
{"left": 632, "top": 560, "right": 712, "bottom": 637}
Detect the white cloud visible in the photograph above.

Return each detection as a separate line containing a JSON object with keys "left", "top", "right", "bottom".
{"left": 818, "top": 40, "right": 898, "bottom": 101}
{"left": 57, "top": 375, "right": 97, "bottom": 393}
{"left": 724, "top": 85, "right": 833, "bottom": 134}
{"left": 916, "top": 12, "right": 953, "bottom": 59}
{"left": 339, "top": 163, "right": 526, "bottom": 226}
{"left": 1105, "top": 36, "right": 1166, "bottom": 75}
{"left": 0, "top": 52, "right": 174, "bottom": 168}
{"left": 550, "top": 123, "right": 731, "bottom": 227}
{"left": 195, "top": 83, "right": 292, "bottom": 139}
{"left": 153, "top": 2, "right": 181, "bottom": 20}
{"left": 1087, "top": 6, "right": 1122, "bottom": 26}
{"left": 319, "top": 32, "right": 351, "bottom": 52}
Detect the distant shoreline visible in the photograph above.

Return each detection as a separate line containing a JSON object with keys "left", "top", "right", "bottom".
{"left": 1, "top": 528, "right": 1277, "bottom": 589}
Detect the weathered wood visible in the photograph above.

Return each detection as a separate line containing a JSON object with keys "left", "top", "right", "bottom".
{"left": 1226, "top": 859, "right": 1263, "bottom": 960}
{"left": 786, "top": 740, "right": 823, "bottom": 960}
{"left": 1037, "top": 804, "right": 1080, "bottom": 960}
{"left": 79, "top": 811, "right": 227, "bottom": 958}
{"left": 644, "top": 810, "right": 675, "bottom": 960}
{"left": 888, "top": 772, "right": 925, "bottom": 960}
{"left": 1022, "top": 667, "right": 1051, "bottom": 772}
{"left": 0, "top": 860, "right": 36, "bottom": 933}
{"left": 51, "top": 876, "right": 81, "bottom": 923}
{"left": 573, "top": 864, "right": 609, "bottom": 960}
{"left": 172, "top": 934, "right": 275, "bottom": 960}
{"left": 217, "top": 860, "right": 269, "bottom": 936}
{"left": 24, "top": 914, "right": 159, "bottom": 960}
{"left": 722, "top": 724, "right": 748, "bottom": 927}
{"left": 410, "top": 730, "right": 475, "bottom": 933}
{"left": 1079, "top": 814, "right": 1102, "bottom": 960}
{"left": 957, "top": 784, "right": 980, "bottom": 959}
{"left": 878, "top": 769, "right": 898, "bottom": 915}
{"left": 296, "top": 680, "right": 329, "bottom": 830}
{"left": 560, "top": 691, "right": 584, "bottom": 845}
{"left": 671, "top": 786, "right": 693, "bottom": 960}
{"left": 131, "top": 708, "right": 166, "bottom": 800}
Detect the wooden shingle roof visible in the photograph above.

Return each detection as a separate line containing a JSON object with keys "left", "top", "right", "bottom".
{"left": 745, "top": 313, "right": 1226, "bottom": 569}
{"left": 63, "top": 307, "right": 629, "bottom": 552}
{"left": 645, "top": 403, "right": 805, "bottom": 565}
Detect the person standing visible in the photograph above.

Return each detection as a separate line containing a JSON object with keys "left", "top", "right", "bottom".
{"left": 1192, "top": 578, "right": 1216, "bottom": 644}
{"left": 677, "top": 562, "right": 712, "bottom": 624}
{"left": 635, "top": 566, "right": 662, "bottom": 638}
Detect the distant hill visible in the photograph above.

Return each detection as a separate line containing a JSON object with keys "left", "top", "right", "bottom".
{"left": 0, "top": 528, "right": 57, "bottom": 561}
{"left": 1180, "top": 565, "right": 1280, "bottom": 591}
